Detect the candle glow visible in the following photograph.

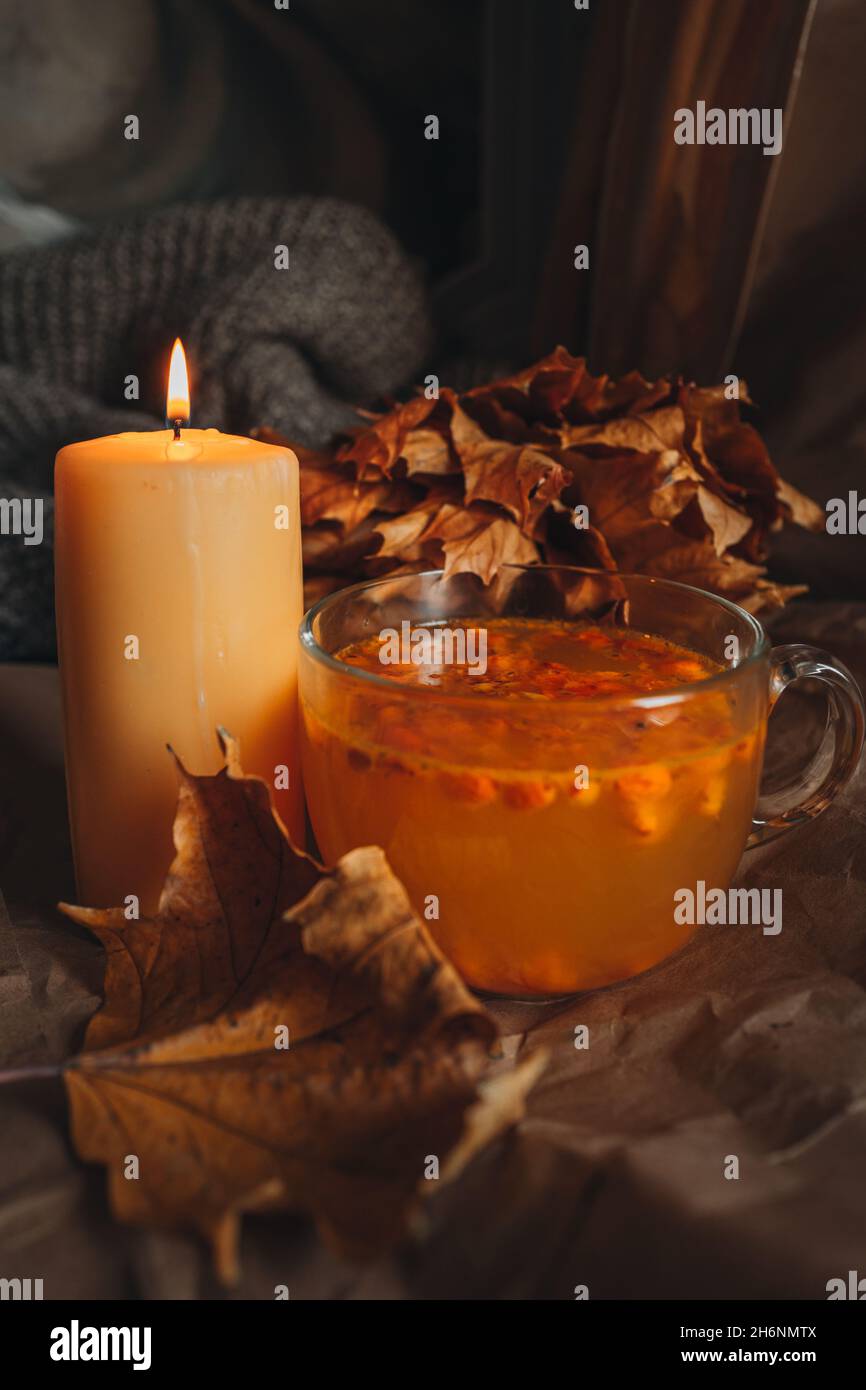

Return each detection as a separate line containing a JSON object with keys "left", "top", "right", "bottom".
{"left": 167, "top": 337, "right": 190, "bottom": 424}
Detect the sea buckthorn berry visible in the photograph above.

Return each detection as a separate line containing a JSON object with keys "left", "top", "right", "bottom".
{"left": 614, "top": 764, "right": 672, "bottom": 802}
{"left": 733, "top": 732, "right": 757, "bottom": 760}
{"left": 483, "top": 717, "right": 510, "bottom": 738}
{"left": 377, "top": 752, "right": 413, "bottom": 776}
{"left": 500, "top": 778, "right": 558, "bottom": 811}
{"left": 696, "top": 749, "right": 731, "bottom": 777}
{"left": 569, "top": 781, "right": 601, "bottom": 806}
{"left": 671, "top": 659, "right": 707, "bottom": 681}
{"left": 621, "top": 803, "right": 661, "bottom": 837}
{"left": 438, "top": 770, "right": 497, "bottom": 804}
{"left": 614, "top": 764, "right": 671, "bottom": 837}
{"left": 387, "top": 725, "right": 424, "bottom": 752}
{"left": 576, "top": 629, "right": 613, "bottom": 648}
{"left": 378, "top": 703, "right": 408, "bottom": 724}
{"left": 700, "top": 776, "right": 727, "bottom": 817}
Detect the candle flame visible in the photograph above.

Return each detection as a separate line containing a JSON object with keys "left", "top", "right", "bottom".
{"left": 167, "top": 339, "right": 190, "bottom": 425}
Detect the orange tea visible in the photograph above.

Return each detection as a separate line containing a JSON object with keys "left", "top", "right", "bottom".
{"left": 301, "top": 615, "right": 766, "bottom": 997}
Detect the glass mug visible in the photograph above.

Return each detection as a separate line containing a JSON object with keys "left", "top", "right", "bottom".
{"left": 299, "top": 567, "right": 864, "bottom": 1000}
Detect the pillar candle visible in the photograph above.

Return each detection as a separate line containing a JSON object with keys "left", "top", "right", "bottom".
{"left": 54, "top": 343, "right": 304, "bottom": 915}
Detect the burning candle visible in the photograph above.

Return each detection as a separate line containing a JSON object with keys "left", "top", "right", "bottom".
{"left": 55, "top": 341, "right": 304, "bottom": 914}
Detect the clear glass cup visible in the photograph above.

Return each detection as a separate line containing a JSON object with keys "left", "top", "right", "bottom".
{"left": 299, "top": 566, "right": 864, "bottom": 1000}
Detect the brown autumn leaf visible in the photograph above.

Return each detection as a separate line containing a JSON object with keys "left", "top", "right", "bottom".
{"left": 429, "top": 507, "right": 539, "bottom": 583}
{"left": 776, "top": 477, "right": 826, "bottom": 531}
{"left": 541, "top": 503, "right": 619, "bottom": 572}
{"left": 450, "top": 399, "right": 570, "bottom": 528}
{"left": 262, "top": 347, "right": 821, "bottom": 611}
{"left": 374, "top": 495, "right": 537, "bottom": 584}
{"left": 297, "top": 461, "right": 394, "bottom": 531}
{"left": 695, "top": 485, "right": 755, "bottom": 555}
{"left": 563, "top": 448, "right": 701, "bottom": 544}
{"left": 398, "top": 427, "right": 457, "bottom": 477}
{"left": 336, "top": 395, "right": 439, "bottom": 476}
{"left": 370, "top": 488, "right": 454, "bottom": 559}
{"left": 483, "top": 346, "right": 674, "bottom": 423}
{"left": 59, "top": 735, "right": 545, "bottom": 1282}
{"left": 558, "top": 404, "right": 688, "bottom": 455}
{"left": 740, "top": 579, "right": 809, "bottom": 613}
{"left": 614, "top": 530, "right": 769, "bottom": 599}
{"left": 301, "top": 516, "right": 382, "bottom": 577}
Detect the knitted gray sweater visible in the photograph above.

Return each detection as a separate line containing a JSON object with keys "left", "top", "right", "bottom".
{"left": 0, "top": 196, "right": 431, "bottom": 660}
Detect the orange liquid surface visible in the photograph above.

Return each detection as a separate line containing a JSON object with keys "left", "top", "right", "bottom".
{"left": 301, "top": 619, "right": 765, "bottom": 997}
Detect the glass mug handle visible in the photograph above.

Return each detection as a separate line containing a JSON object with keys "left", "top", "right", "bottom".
{"left": 747, "top": 644, "right": 865, "bottom": 847}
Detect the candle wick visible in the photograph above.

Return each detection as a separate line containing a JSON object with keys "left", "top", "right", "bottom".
{"left": 172, "top": 418, "right": 183, "bottom": 440}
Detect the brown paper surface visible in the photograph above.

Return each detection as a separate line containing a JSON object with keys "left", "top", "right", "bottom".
{"left": 1, "top": 601, "right": 864, "bottom": 1300}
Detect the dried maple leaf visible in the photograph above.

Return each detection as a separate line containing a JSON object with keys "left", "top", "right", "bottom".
{"left": 776, "top": 477, "right": 825, "bottom": 531}
{"left": 617, "top": 531, "right": 768, "bottom": 598}
{"left": 559, "top": 404, "right": 688, "bottom": 455}
{"left": 397, "top": 427, "right": 456, "bottom": 477}
{"left": 432, "top": 508, "right": 539, "bottom": 583}
{"left": 301, "top": 516, "right": 382, "bottom": 577}
{"left": 336, "top": 396, "right": 439, "bottom": 476}
{"left": 563, "top": 448, "right": 701, "bottom": 544}
{"left": 374, "top": 497, "right": 537, "bottom": 584}
{"left": 370, "top": 488, "right": 454, "bottom": 559}
{"left": 481, "top": 346, "right": 674, "bottom": 423}
{"left": 695, "top": 485, "right": 754, "bottom": 555}
{"left": 450, "top": 399, "right": 569, "bottom": 528}
{"left": 59, "top": 736, "right": 544, "bottom": 1281}
{"left": 294, "top": 453, "right": 394, "bottom": 531}
{"left": 541, "top": 503, "right": 619, "bottom": 572}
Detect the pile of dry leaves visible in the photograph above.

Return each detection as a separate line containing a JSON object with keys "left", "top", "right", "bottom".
{"left": 263, "top": 347, "right": 823, "bottom": 614}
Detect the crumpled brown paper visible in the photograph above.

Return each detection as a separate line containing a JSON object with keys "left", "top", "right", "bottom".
{"left": 1, "top": 603, "right": 864, "bottom": 1299}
